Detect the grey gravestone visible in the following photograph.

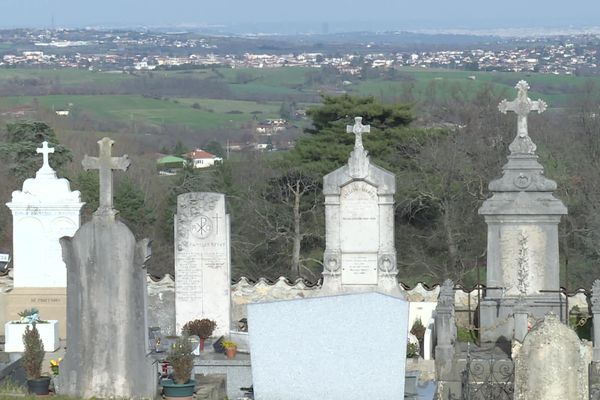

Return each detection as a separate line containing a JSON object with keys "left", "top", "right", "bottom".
{"left": 514, "top": 313, "right": 588, "bottom": 400}
{"left": 478, "top": 81, "right": 567, "bottom": 342}
{"left": 592, "top": 279, "right": 600, "bottom": 361}
{"left": 58, "top": 138, "right": 155, "bottom": 398}
{"left": 321, "top": 117, "right": 400, "bottom": 296}
{"left": 248, "top": 292, "right": 409, "bottom": 400}
{"left": 175, "top": 192, "right": 231, "bottom": 336}
{"left": 434, "top": 279, "right": 456, "bottom": 379}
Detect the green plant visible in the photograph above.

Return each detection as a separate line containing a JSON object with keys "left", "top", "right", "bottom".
{"left": 166, "top": 336, "right": 194, "bottom": 384}
{"left": 17, "top": 309, "right": 39, "bottom": 318}
{"left": 21, "top": 324, "right": 44, "bottom": 380}
{"left": 221, "top": 340, "right": 237, "bottom": 349}
{"left": 0, "top": 377, "right": 27, "bottom": 394}
{"left": 410, "top": 318, "right": 426, "bottom": 341}
{"left": 406, "top": 342, "right": 419, "bottom": 358}
{"left": 457, "top": 326, "right": 476, "bottom": 343}
{"left": 182, "top": 319, "right": 217, "bottom": 339}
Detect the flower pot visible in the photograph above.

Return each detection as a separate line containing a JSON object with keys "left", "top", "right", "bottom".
{"left": 27, "top": 377, "right": 51, "bottom": 395}
{"left": 199, "top": 337, "right": 205, "bottom": 352}
{"left": 161, "top": 378, "right": 196, "bottom": 399}
{"left": 225, "top": 347, "right": 237, "bottom": 359}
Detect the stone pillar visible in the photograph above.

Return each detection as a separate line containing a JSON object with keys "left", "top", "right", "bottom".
{"left": 592, "top": 279, "right": 600, "bottom": 362}
{"left": 514, "top": 313, "right": 588, "bottom": 400}
{"left": 478, "top": 81, "right": 567, "bottom": 343}
{"left": 513, "top": 298, "right": 528, "bottom": 343}
{"left": 321, "top": 117, "right": 401, "bottom": 297}
{"left": 435, "top": 279, "right": 456, "bottom": 379}
{"left": 5, "top": 141, "right": 83, "bottom": 338}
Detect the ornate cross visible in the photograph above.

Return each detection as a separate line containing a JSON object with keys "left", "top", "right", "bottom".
{"left": 82, "top": 137, "right": 130, "bottom": 214}
{"left": 498, "top": 80, "right": 547, "bottom": 139}
{"left": 36, "top": 141, "right": 55, "bottom": 171}
{"left": 346, "top": 117, "right": 370, "bottom": 150}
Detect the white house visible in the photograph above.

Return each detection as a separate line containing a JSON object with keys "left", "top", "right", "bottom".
{"left": 184, "top": 149, "right": 223, "bottom": 169}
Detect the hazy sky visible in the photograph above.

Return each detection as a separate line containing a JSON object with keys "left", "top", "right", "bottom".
{"left": 0, "top": 0, "right": 599, "bottom": 30}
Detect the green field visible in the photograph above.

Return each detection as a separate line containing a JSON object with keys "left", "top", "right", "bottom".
{"left": 0, "top": 66, "right": 597, "bottom": 132}
{"left": 0, "top": 95, "right": 285, "bottom": 130}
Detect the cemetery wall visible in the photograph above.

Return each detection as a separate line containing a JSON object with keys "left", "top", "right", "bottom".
{"left": 0, "top": 275, "right": 588, "bottom": 334}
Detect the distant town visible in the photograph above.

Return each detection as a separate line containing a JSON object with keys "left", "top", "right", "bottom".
{"left": 1, "top": 28, "right": 599, "bottom": 75}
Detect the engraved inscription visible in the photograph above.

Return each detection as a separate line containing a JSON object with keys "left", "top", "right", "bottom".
{"left": 341, "top": 253, "right": 378, "bottom": 285}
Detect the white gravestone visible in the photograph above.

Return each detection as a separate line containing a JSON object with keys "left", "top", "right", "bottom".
{"left": 478, "top": 82, "right": 567, "bottom": 342}
{"left": 6, "top": 141, "right": 83, "bottom": 288}
{"left": 322, "top": 117, "right": 400, "bottom": 295}
{"left": 248, "top": 292, "right": 409, "bottom": 400}
{"left": 175, "top": 192, "right": 231, "bottom": 336}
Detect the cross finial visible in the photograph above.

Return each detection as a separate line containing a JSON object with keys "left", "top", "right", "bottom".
{"left": 498, "top": 80, "right": 547, "bottom": 154}
{"left": 346, "top": 117, "right": 370, "bottom": 150}
{"left": 36, "top": 141, "right": 55, "bottom": 172}
{"left": 82, "top": 137, "right": 130, "bottom": 216}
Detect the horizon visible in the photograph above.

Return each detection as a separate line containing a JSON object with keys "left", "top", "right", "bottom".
{"left": 1, "top": 0, "right": 599, "bottom": 33}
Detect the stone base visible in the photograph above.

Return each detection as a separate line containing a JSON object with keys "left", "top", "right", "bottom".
{"left": 4, "top": 288, "right": 67, "bottom": 339}
{"left": 5, "top": 320, "right": 59, "bottom": 352}
{"left": 321, "top": 274, "right": 405, "bottom": 298}
{"left": 480, "top": 295, "right": 565, "bottom": 343}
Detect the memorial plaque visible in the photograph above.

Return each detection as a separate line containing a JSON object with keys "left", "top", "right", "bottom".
{"left": 175, "top": 192, "right": 231, "bottom": 336}
{"left": 340, "top": 181, "right": 379, "bottom": 252}
{"left": 341, "top": 253, "right": 378, "bottom": 285}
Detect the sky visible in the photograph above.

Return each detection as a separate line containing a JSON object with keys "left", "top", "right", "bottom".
{"left": 0, "top": 0, "right": 599, "bottom": 31}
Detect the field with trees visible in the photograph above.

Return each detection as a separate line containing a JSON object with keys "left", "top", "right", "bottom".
{"left": 1, "top": 66, "right": 600, "bottom": 291}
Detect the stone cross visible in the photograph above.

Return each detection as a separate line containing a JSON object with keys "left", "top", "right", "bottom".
{"left": 346, "top": 117, "right": 370, "bottom": 150}
{"left": 82, "top": 137, "right": 130, "bottom": 215}
{"left": 36, "top": 141, "right": 55, "bottom": 171}
{"left": 498, "top": 80, "right": 547, "bottom": 139}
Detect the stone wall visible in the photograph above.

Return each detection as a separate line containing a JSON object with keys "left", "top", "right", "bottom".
{"left": 0, "top": 275, "right": 589, "bottom": 335}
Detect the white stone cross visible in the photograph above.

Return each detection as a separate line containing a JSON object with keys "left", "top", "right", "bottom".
{"left": 36, "top": 141, "right": 55, "bottom": 171}
{"left": 82, "top": 137, "right": 130, "bottom": 214}
{"left": 498, "top": 80, "right": 547, "bottom": 139}
{"left": 346, "top": 116, "right": 370, "bottom": 150}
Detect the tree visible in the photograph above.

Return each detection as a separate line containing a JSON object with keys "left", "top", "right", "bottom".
{"left": 0, "top": 121, "right": 72, "bottom": 180}
{"left": 290, "top": 94, "right": 416, "bottom": 176}
{"left": 203, "top": 140, "right": 225, "bottom": 158}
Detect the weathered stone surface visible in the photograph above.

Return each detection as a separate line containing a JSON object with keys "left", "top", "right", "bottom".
{"left": 478, "top": 82, "right": 567, "bottom": 343}
{"left": 147, "top": 275, "right": 176, "bottom": 335}
{"left": 321, "top": 117, "right": 400, "bottom": 296}
{"left": 514, "top": 313, "right": 588, "bottom": 400}
{"left": 175, "top": 192, "right": 231, "bottom": 336}
{"left": 57, "top": 138, "right": 155, "bottom": 399}
{"left": 248, "top": 292, "right": 409, "bottom": 400}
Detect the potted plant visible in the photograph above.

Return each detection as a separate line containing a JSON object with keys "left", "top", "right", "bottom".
{"left": 410, "top": 318, "right": 426, "bottom": 357}
{"left": 22, "top": 324, "right": 50, "bottom": 395}
{"left": 49, "top": 358, "right": 61, "bottom": 376}
{"left": 162, "top": 335, "right": 196, "bottom": 400}
{"left": 182, "top": 319, "right": 217, "bottom": 352}
{"left": 5, "top": 308, "right": 59, "bottom": 352}
{"left": 222, "top": 340, "right": 237, "bottom": 359}
{"left": 406, "top": 342, "right": 420, "bottom": 359}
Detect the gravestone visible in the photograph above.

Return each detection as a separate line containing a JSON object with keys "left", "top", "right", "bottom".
{"left": 57, "top": 138, "right": 155, "bottom": 398}
{"left": 434, "top": 279, "right": 456, "bottom": 378}
{"left": 248, "top": 292, "right": 409, "bottom": 400}
{"left": 321, "top": 117, "right": 400, "bottom": 296}
{"left": 5, "top": 141, "right": 83, "bottom": 337}
{"left": 478, "top": 81, "right": 567, "bottom": 342}
{"left": 514, "top": 313, "right": 588, "bottom": 400}
{"left": 175, "top": 192, "right": 231, "bottom": 336}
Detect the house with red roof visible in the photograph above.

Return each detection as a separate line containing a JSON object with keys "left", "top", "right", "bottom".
{"left": 184, "top": 148, "right": 223, "bottom": 169}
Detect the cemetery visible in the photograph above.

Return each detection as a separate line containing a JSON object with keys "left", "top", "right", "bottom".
{"left": 0, "top": 80, "right": 598, "bottom": 400}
